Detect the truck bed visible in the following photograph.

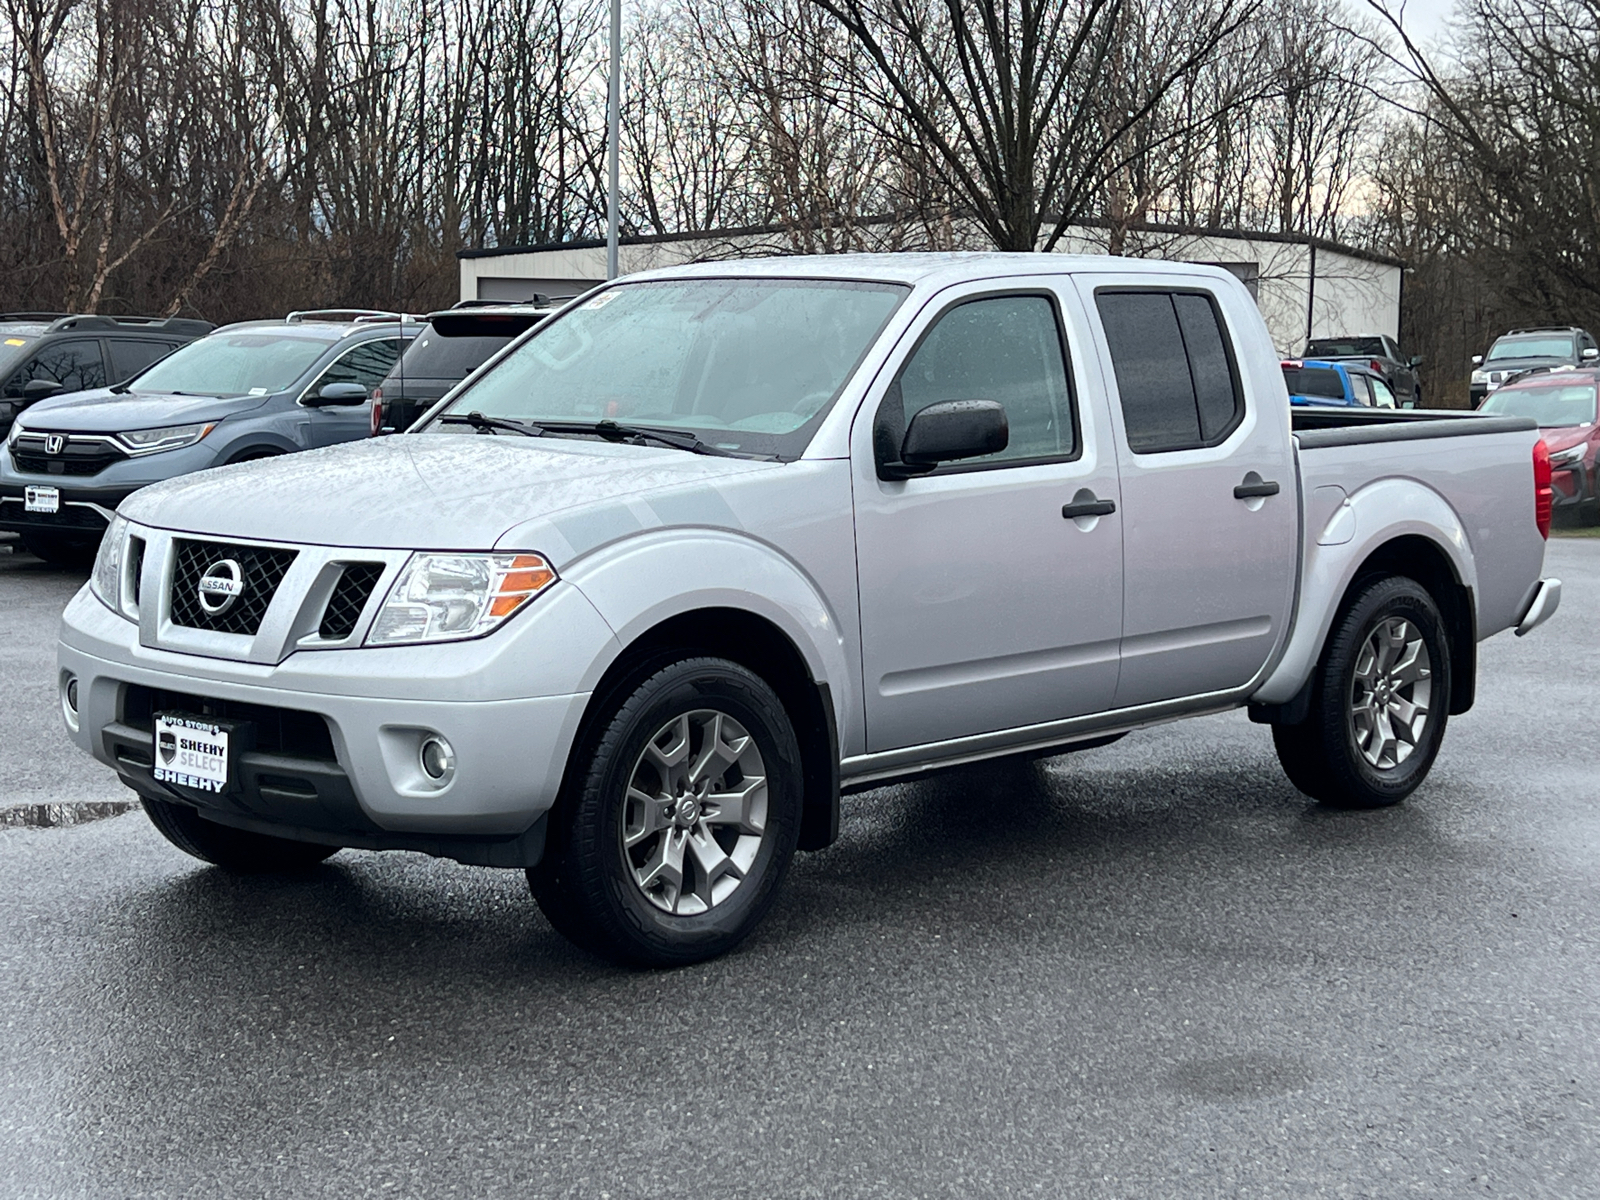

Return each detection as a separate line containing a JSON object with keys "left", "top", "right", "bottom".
{"left": 1292, "top": 406, "right": 1535, "bottom": 448}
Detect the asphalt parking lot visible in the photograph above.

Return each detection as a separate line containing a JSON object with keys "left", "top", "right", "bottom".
{"left": 2, "top": 536, "right": 1598, "bottom": 1198}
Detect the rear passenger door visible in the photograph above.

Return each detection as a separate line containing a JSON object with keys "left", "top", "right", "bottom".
{"left": 1077, "top": 276, "right": 1297, "bottom": 709}
{"left": 108, "top": 338, "right": 180, "bottom": 382}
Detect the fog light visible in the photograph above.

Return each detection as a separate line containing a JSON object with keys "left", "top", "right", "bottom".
{"left": 61, "top": 673, "right": 80, "bottom": 733}
{"left": 419, "top": 736, "right": 454, "bottom": 784}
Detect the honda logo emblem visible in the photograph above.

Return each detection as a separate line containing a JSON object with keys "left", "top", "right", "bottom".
{"left": 44, "top": 434, "right": 64, "bottom": 455}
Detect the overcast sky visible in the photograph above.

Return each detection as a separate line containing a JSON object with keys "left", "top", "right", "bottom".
{"left": 1371, "top": 0, "right": 1460, "bottom": 45}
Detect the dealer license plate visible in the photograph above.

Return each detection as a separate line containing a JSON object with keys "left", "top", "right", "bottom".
{"left": 152, "top": 713, "right": 230, "bottom": 793}
{"left": 24, "top": 485, "right": 59, "bottom": 514}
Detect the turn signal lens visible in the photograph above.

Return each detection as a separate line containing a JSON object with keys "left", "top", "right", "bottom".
{"left": 1533, "top": 438, "right": 1553, "bottom": 539}
{"left": 489, "top": 556, "right": 557, "bottom": 617}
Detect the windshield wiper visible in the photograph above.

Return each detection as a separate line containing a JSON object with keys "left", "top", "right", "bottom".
{"left": 542, "top": 419, "right": 749, "bottom": 458}
{"left": 438, "top": 411, "right": 546, "bottom": 437}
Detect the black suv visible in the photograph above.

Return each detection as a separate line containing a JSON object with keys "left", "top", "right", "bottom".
{"left": 371, "top": 302, "right": 561, "bottom": 434}
{"left": 1471, "top": 326, "right": 1600, "bottom": 407}
{"left": 0, "top": 313, "right": 214, "bottom": 435}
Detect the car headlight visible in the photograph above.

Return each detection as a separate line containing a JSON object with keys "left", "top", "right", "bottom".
{"left": 89, "top": 515, "right": 130, "bottom": 616}
{"left": 115, "top": 422, "right": 215, "bottom": 456}
{"left": 1549, "top": 443, "right": 1587, "bottom": 467}
{"left": 1470, "top": 370, "right": 1487, "bottom": 385}
{"left": 366, "top": 552, "right": 557, "bottom": 645}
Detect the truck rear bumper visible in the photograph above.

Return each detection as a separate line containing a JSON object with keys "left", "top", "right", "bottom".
{"left": 1515, "top": 577, "right": 1561, "bottom": 637}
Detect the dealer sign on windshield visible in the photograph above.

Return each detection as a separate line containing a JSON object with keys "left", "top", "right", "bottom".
{"left": 153, "top": 714, "right": 230, "bottom": 792}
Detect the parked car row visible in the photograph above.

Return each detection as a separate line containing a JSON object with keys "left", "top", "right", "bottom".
{"left": 0, "top": 301, "right": 564, "bottom": 563}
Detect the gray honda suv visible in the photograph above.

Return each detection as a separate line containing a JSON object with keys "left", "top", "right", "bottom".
{"left": 0, "top": 310, "right": 417, "bottom": 563}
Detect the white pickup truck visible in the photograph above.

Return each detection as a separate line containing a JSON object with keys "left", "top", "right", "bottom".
{"left": 57, "top": 255, "right": 1561, "bottom": 965}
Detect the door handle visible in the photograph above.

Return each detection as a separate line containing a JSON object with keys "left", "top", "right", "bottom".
{"left": 1062, "top": 496, "right": 1116, "bottom": 519}
{"left": 1233, "top": 479, "right": 1281, "bottom": 499}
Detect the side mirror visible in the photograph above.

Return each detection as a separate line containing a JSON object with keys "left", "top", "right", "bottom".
{"left": 1582, "top": 347, "right": 1598, "bottom": 362}
{"left": 22, "top": 378, "right": 63, "bottom": 401}
{"left": 1471, "top": 355, "right": 1483, "bottom": 367}
{"left": 880, "top": 399, "right": 1008, "bottom": 480}
{"left": 1408, "top": 355, "right": 1424, "bottom": 368}
{"left": 308, "top": 381, "right": 369, "bottom": 406}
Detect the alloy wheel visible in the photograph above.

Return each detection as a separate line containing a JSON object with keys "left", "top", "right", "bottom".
{"left": 1349, "top": 616, "right": 1433, "bottom": 769}
{"left": 622, "top": 709, "right": 769, "bottom": 915}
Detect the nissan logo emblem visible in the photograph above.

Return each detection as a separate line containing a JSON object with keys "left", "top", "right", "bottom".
{"left": 197, "top": 559, "right": 245, "bottom": 615}
{"left": 45, "top": 434, "right": 64, "bottom": 455}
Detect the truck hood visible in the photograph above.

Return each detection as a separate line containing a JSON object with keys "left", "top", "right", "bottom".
{"left": 18, "top": 388, "right": 271, "bottom": 432}
{"left": 1540, "top": 425, "right": 1595, "bottom": 453}
{"left": 118, "top": 433, "right": 781, "bottom": 555}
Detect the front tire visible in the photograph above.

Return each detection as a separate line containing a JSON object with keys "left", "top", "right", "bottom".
{"left": 142, "top": 797, "right": 338, "bottom": 871}
{"left": 1273, "top": 575, "right": 1451, "bottom": 808}
{"left": 529, "top": 657, "right": 803, "bottom": 967}
{"left": 21, "top": 530, "right": 98, "bottom": 567}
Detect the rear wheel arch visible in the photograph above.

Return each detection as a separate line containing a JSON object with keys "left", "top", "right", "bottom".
{"left": 560, "top": 607, "right": 839, "bottom": 853}
{"left": 1346, "top": 535, "right": 1476, "bottom": 716}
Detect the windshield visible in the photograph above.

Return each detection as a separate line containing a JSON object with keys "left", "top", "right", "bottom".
{"left": 1306, "top": 337, "right": 1385, "bottom": 357}
{"left": 132, "top": 332, "right": 334, "bottom": 396}
{"left": 430, "top": 278, "right": 908, "bottom": 459}
{"left": 1479, "top": 382, "right": 1597, "bottom": 427}
{"left": 1487, "top": 335, "right": 1573, "bottom": 361}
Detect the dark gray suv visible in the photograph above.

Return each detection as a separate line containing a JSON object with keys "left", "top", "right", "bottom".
{"left": 0, "top": 313, "right": 213, "bottom": 437}
{"left": 0, "top": 310, "right": 416, "bottom": 563}
{"left": 1471, "top": 326, "right": 1600, "bottom": 407}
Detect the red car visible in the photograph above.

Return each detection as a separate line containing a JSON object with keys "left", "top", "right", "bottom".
{"left": 1479, "top": 367, "right": 1600, "bottom": 523}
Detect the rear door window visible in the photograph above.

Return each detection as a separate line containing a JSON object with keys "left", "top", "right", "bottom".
{"left": 2, "top": 338, "right": 106, "bottom": 396}
{"left": 109, "top": 338, "right": 179, "bottom": 380}
{"left": 1096, "top": 290, "right": 1244, "bottom": 453}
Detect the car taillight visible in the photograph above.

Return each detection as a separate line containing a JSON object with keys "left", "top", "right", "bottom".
{"left": 370, "top": 398, "right": 383, "bottom": 437}
{"left": 1533, "top": 437, "right": 1552, "bottom": 539}
{"left": 1370, "top": 359, "right": 1384, "bottom": 374}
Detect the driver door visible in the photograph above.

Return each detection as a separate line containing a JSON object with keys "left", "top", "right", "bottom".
{"left": 852, "top": 281, "right": 1124, "bottom": 752}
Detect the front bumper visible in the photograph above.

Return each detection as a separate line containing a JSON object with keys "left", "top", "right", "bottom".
{"left": 1550, "top": 462, "right": 1592, "bottom": 507}
{"left": 0, "top": 438, "right": 223, "bottom": 535}
{"left": 58, "top": 530, "right": 615, "bottom": 861}
{"left": 0, "top": 482, "right": 135, "bottom": 536}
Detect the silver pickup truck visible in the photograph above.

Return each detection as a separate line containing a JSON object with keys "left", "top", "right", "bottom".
{"left": 57, "top": 255, "right": 1561, "bottom": 965}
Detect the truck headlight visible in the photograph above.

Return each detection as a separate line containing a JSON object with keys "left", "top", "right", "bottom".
{"left": 89, "top": 515, "right": 129, "bottom": 615}
{"left": 366, "top": 552, "right": 557, "bottom": 645}
{"left": 116, "top": 422, "right": 215, "bottom": 456}
{"left": 1549, "top": 443, "right": 1587, "bottom": 468}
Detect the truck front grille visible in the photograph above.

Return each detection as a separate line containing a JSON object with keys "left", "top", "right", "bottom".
{"left": 318, "top": 562, "right": 385, "bottom": 639}
{"left": 169, "top": 538, "right": 298, "bottom": 636}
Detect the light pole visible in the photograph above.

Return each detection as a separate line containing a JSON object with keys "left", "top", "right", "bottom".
{"left": 606, "top": 0, "right": 621, "bottom": 280}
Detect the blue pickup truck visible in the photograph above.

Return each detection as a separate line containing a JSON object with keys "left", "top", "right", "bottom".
{"left": 1281, "top": 359, "right": 1402, "bottom": 409}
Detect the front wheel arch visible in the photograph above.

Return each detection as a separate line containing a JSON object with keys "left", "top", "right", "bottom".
{"left": 560, "top": 607, "right": 839, "bottom": 854}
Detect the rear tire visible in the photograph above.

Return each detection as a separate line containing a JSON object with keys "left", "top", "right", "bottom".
{"left": 529, "top": 657, "right": 803, "bottom": 967}
{"left": 142, "top": 797, "right": 338, "bottom": 871}
{"left": 21, "top": 530, "right": 97, "bottom": 567}
{"left": 1272, "top": 575, "right": 1451, "bottom": 809}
